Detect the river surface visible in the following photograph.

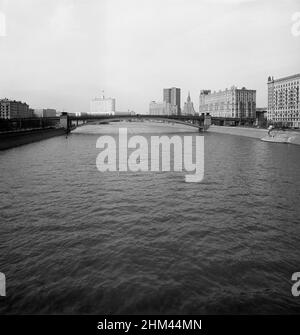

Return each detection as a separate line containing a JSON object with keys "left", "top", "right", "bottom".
{"left": 0, "top": 122, "right": 300, "bottom": 314}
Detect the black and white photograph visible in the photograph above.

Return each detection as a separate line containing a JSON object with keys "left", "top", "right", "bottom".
{"left": 0, "top": 0, "right": 300, "bottom": 330}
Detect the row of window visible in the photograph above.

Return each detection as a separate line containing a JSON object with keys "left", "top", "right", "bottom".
{"left": 274, "top": 80, "right": 300, "bottom": 88}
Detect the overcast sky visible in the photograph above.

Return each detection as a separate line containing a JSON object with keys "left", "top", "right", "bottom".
{"left": 0, "top": 0, "right": 299, "bottom": 113}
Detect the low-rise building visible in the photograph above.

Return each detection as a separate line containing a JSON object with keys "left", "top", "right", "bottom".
{"left": 0, "top": 98, "right": 31, "bottom": 119}
{"left": 74, "top": 112, "right": 88, "bottom": 117}
{"left": 34, "top": 108, "right": 57, "bottom": 118}
{"left": 149, "top": 101, "right": 177, "bottom": 115}
{"left": 28, "top": 108, "right": 34, "bottom": 118}
{"left": 255, "top": 107, "right": 267, "bottom": 127}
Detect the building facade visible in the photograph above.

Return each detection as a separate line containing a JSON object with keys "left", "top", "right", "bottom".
{"left": 267, "top": 74, "right": 300, "bottom": 127}
{"left": 163, "top": 87, "right": 181, "bottom": 115}
{"left": 199, "top": 86, "right": 256, "bottom": 118}
{"left": 149, "top": 101, "right": 177, "bottom": 115}
{"left": 182, "top": 92, "right": 196, "bottom": 115}
{"left": 34, "top": 109, "right": 57, "bottom": 118}
{"left": 149, "top": 101, "right": 166, "bottom": 115}
{"left": 0, "top": 98, "right": 31, "bottom": 119}
{"left": 255, "top": 107, "right": 267, "bottom": 127}
{"left": 90, "top": 94, "right": 116, "bottom": 115}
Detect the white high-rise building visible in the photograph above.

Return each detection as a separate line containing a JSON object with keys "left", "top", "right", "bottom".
{"left": 90, "top": 93, "right": 116, "bottom": 115}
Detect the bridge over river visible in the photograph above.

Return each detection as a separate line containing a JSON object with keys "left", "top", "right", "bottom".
{"left": 60, "top": 113, "right": 256, "bottom": 132}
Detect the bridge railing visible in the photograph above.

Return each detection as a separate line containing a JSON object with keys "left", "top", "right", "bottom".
{"left": 67, "top": 114, "right": 207, "bottom": 121}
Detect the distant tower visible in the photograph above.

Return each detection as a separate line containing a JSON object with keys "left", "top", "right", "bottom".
{"left": 183, "top": 91, "right": 196, "bottom": 115}
{"left": 187, "top": 91, "right": 191, "bottom": 102}
{"left": 163, "top": 87, "right": 181, "bottom": 115}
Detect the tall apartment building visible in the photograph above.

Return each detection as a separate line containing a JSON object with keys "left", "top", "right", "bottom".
{"left": 163, "top": 87, "right": 181, "bottom": 115}
{"left": 0, "top": 98, "right": 31, "bottom": 119}
{"left": 199, "top": 86, "right": 256, "bottom": 118}
{"left": 267, "top": 74, "right": 300, "bottom": 128}
{"left": 90, "top": 93, "right": 116, "bottom": 115}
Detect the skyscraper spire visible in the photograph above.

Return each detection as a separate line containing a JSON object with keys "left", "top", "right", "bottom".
{"left": 187, "top": 91, "right": 191, "bottom": 102}
{"left": 183, "top": 91, "right": 195, "bottom": 115}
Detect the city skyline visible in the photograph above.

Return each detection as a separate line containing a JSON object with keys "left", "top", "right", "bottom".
{"left": 0, "top": 0, "right": 299, "bottom": 114}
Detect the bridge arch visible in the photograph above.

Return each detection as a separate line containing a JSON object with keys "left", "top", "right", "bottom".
{"left": 66, "top": 114, "right": 212, "bottom": 132}
{"left": 92, "top": 117, "right": 201, "bottom": 129}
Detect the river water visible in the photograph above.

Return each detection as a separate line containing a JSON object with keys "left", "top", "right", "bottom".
{"left": 0, "top": 122, "right": 300, "bottom": 314}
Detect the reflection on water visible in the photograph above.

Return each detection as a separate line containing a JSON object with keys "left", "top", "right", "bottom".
{"left": 0, "top": 123, "right": 300, "bottom": 314}
{"left": 72, "top": 121, "right": 198, "bottom": 134}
